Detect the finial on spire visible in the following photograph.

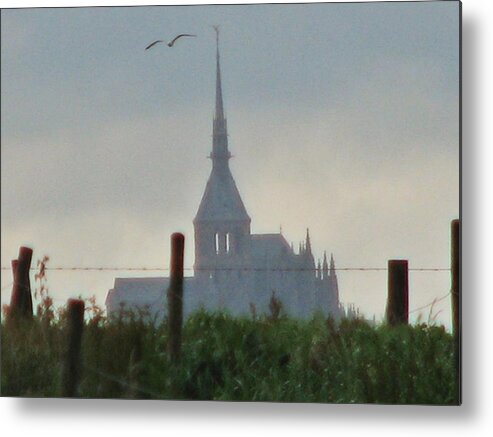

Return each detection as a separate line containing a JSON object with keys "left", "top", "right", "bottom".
{"left": 212, "top": 25, "right": 220, "bottom": 47}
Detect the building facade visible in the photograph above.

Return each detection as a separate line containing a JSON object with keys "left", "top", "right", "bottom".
{"left": 106, "top": 38, "right": 341, "bottom": 320}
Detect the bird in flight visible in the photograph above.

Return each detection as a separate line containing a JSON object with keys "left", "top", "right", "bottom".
{"left": 145, "top": 34, "right": 196, "bottom": 50}
{"left": 144, "top": 40, "right": 164, "bottom": 50}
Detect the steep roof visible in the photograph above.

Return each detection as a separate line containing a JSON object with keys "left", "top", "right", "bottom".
{"left": 195, "top": 168, "right": 250, "bottom": 223}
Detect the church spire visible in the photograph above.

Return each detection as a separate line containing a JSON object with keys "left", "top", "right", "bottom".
{"left": 323, "top": 251, "right": 329, "bottom": 279}
{"left": 328, "top": 253, "right": 340, "bottom": 312}
{"left": 194, "top": 27, "right": 250, "bottom": 226}
{"left": 305, "top": 228, "right": 312, "bottom": 255}
{"left": 211, "top": 25, "right": 230, "bottom": 167}
{"left": 214, "top": 26, "right": 225, "bottom": 122}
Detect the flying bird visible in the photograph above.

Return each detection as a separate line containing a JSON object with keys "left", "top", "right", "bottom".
{"left": 145, "top": 40, "right": 164, "bottom": 50}
{"left": 144, "top": 34, "right": 196, "bottom": 50}
{"left": 167, "top": 33, "right": 196, "bottom": 47}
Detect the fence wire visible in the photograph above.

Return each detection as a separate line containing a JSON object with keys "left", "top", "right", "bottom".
{"left": 0, "top": 266, "right": 451, "bottom": 272}
{"left": 1, "top": 265, "right": 455, "bottom": 321}
{"left": 408, "top": 292, "right": 452, "bottom": 315}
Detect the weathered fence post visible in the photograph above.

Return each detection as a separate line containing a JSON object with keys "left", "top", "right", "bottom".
{"left": 11, "top": 259, "right": 18, "bottom": 277}
{"left": 9, "top": 246, "right": 33, "bottom": 320}
{"left": 451, "top": 219, "right": 461, "bottom": 404}
{"left": 451, "top": 219, "right": 460, "bottom": 338}
{"left": 61, "top": 298, "right": 85, "bottom": 397}
{"left": 386, "top": 260, "right": 409, "bottom": 326}
{"left": 167, "top": 232, "right": 185, "bottom": 362}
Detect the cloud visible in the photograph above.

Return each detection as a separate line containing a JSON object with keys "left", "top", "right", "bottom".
{"left": 1, "top": 3, "right": 459, "bottom": 328}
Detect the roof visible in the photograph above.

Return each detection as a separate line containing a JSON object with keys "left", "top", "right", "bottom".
{"left": 106, "top": 277, "right": 168, "bottom": 308}
{"left": 106, "top": 276, "right": 198, "bottom": 311}
{"left": 249, "top": 233, "right": 292, "bottom": 265}
{"left": 194, "top": 167, "right": 250, "bottom": 223}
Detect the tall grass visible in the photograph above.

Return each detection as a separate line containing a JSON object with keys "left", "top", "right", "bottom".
{"left": 1, "top": 306, "right": 457, "bottom": 404}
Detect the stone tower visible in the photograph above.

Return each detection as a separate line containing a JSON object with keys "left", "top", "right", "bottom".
{"left": 193, "top": 28, "right": 251, "bottom": 282}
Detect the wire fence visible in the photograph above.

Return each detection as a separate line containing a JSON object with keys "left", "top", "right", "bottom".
{"left": 408, "top": 291, "right": 452, "bottom": 315}
{"left": 1, "top": 263, "right": 454, "bottom": 319}
{"left": 0, "top": 266, "right": 451, "bottom": 272}
{"left": 2, "top": 268, "right": 456, "bottom": 398}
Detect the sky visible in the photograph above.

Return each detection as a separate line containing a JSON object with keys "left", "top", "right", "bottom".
{"left": 1, "top": 1, "right": 460, "bottom": 327}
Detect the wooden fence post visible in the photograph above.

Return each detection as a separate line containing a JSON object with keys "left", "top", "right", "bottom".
{"left": 386, "top": 260, "right": 409, "bottom": 326}
{"left": 451, "top": 219, "right": 460, "bottom": 338}
{"left": 11, "top": 259, "right": 18, "bottom": 277}
{"left": 167, "top": 232, "right": 185, "bottom": 362}
{"left": 9, "top": 246, "right": 33, "bottom": 320}
{"left": 451, "top": 219, "right": 461, "bottom": 404}
{"left": 61, "top": 298, "right": 85, "bottom": 397}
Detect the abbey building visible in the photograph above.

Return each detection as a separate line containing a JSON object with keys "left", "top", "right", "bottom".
{"left": 106, "top": 39, "right": 341, "bottom": 320}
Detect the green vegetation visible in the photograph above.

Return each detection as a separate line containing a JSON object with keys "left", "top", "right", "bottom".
{"left": 1, "top": 304, "right": 458, "bottom": 404}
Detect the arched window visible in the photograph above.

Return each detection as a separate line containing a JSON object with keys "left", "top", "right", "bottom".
{"left": 226, "top": 233, "right": 231, "bottom": 253}
{"left": 215, "top": 232, "right": 220, "bottom": 254}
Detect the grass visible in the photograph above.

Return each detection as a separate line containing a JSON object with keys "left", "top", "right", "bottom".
{"left": 1, "top": 305, "right": 458, "bottom": 404}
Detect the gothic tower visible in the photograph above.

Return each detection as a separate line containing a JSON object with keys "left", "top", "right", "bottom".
{"left": 193, "top": 29, "right": 251, "bottom": 281}
{"left": 328, "top": 253, "right": 340, "bottom": 312}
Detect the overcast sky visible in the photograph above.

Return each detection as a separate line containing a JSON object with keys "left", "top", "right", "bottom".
{"left": 1, "top": 1, "right": 459, "bottom": 326}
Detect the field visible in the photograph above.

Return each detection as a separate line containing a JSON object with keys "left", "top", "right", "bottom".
{"left": 1, "top": 303, "right": 458, "bottom": 404}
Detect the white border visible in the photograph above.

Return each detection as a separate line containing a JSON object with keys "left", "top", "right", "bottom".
{"left": 2, "top": 0, "right": 492, "bottom": 435}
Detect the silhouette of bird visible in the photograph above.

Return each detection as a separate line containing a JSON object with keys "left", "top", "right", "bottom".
{"left": 167, "top": 33, "right": 196, "bottom": 47}
{"left": 144, "top": 40, "right": 164, "bottom": 50}
{"left": 145, "top": 34, "right": 196, "bottom": 50}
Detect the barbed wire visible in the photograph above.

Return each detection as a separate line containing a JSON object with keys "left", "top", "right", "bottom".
{"left": 0, "top": 266, "right": 451, "bottom": 272}
{"left": 408, "top": 292, "right": 452, "bottom": 315}
{"left": 1, "top": 264, "right": 456, "bottom": 321}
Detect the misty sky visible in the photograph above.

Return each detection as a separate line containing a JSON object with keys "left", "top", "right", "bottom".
{"left": 1, "top": 2, "right": 459, "bottom": 326}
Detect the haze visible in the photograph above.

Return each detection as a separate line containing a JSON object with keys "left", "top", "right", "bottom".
{"left": 1, "top": 2, "right": 459, "bottom": 327}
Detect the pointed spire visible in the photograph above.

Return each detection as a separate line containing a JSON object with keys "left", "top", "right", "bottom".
{"left": 211, "top": 25, "right": 230, "bottom": 167}
{"left": 317, "top": 260, "right": 322, "bottom": 279}
{"left": 305, "top": 228, "right": 312, "bottom": 255}
{"left": 213, "top": 25, "right": 225, "bottom": 122}
{"left": 323, "top": 251, "right": 329, "bottom": 279}
{"left": 330, "top": 253, "right": 335, "bottom": 273}
{"left": 328, "top": 252, "right": 340, "bottom": 312}
{"left": 194, "top": 27, "right": 250, "bottom": 225}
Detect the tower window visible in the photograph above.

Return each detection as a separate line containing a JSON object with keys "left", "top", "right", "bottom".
{"left": 215, "top": 233, "right": 220, "bottom": 254}
{"left": 226, "top": 233, "right": 231, "bottom": 253}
